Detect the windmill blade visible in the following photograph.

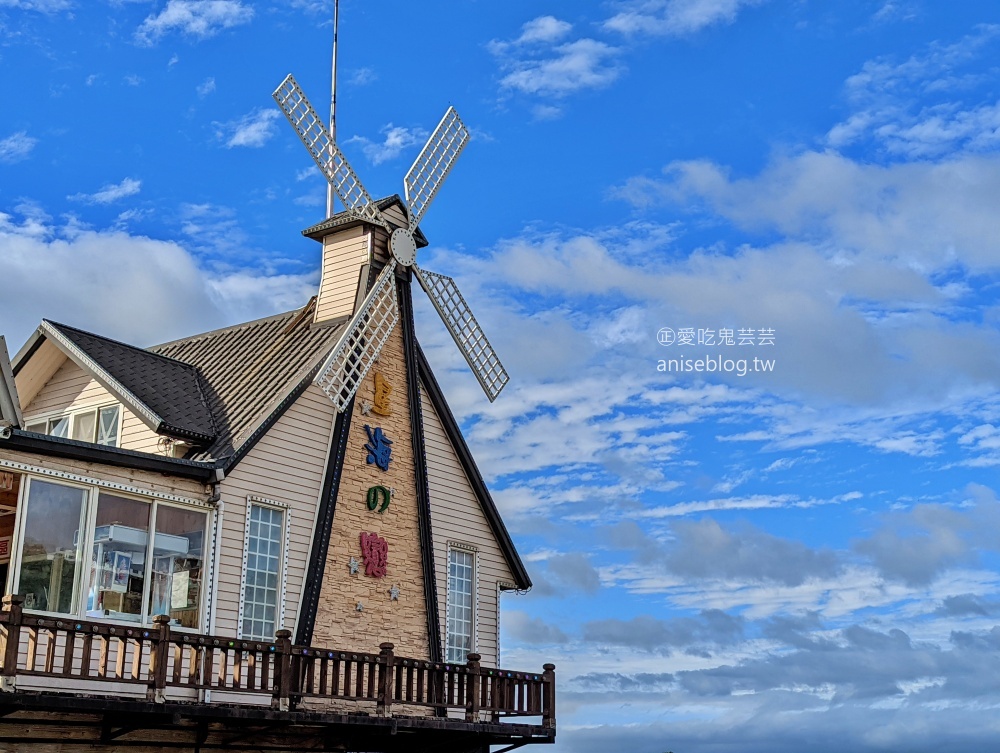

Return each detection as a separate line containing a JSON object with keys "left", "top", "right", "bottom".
{"left": 273, "top": 74, "right": 389, "bottom": 230}
{"left": 315, "top": 262, "right": 400, "bottom": 412}
{"left": 403, "top": 107, "right": 470, "bottom": 230}
{"left": 413, "top": 265, "right": 509, "bottom": 402}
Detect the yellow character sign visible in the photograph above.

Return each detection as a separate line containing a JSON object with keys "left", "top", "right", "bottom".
{"left": 373, "top": 372, "right": 392, "bottom": 416}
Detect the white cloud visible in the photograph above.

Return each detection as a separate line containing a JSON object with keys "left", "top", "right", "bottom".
{"left": 827, "top": 25, "right": 1000, "bottom": 156}
{"left": 215, "top": 108, "right": 280, "bottom": 148}
{"left": 124, "top": 74, "right": 143, "bottom": 86}
{"left": 347, "top": 67, "right": 377, "bottom": 86}
{"left": 67, "top": 177, "right": 142, "bottom": 205}
{"left": 347, "top": 124, "right": 427, "bottom": 166}
{"left": 135, "top": 0, "right": 253, "bottom": 45}
{"left": 0, "top": 206, "right": 314, "bottom": 350}
{"left": 196, "top": 76, "right": 216, "bottom": 97}
{"left": 0, "top": 132, "right": 38, "bottom": 163}
{"left": 604, "top": 0, "right": 768, "bottom": 37}
{"left": 488, "top": 16, "right": 623, "bottom": 99}
{"left": 495, "top": 38, "right": 623, "bottom": 98}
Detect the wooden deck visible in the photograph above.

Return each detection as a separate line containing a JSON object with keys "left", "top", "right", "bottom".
{"left": 0, "top": 596, "right": 555, "bottom": 751}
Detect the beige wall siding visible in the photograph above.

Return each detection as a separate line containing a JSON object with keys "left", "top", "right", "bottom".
{"left": 314, "top": 225, "right": 370, "bottom": 323}
{"left": 419, "top": 383, "right": 514, "bottom": 669}
{"left": 21, "top": 358, "right": 162, "bottom": 454}
{"left": 381, "top": 203, "right": 407, "bottom": 229}
{"left": 213, "top": 382, "right": 337, "bottom": 639}
{"left": 13, "top": 339, "right": 65, "bottom": 408}
{"left": 310, "top": 324, "right": 431, "bottom": 662}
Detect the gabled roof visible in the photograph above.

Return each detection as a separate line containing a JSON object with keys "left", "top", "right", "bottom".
{"left": 0, "top": 336, "right": 22, "bottom": 428}
{"left": 301, "top": 195, "right": 429, "bottom": 247}
{"left": 43, "top": 321, "right": 216, "bottom": 443}
{"left": 150, "top": 304, "right": 346, "bottom": 462}
{"left": 12, "top": 302, "right": 347, "bottom": 465}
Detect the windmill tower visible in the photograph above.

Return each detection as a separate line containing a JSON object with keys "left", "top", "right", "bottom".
{"left": 271, "top": 75, "right": 513, "bottom": 660}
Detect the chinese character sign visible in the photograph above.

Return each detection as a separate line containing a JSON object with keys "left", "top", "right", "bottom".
{"left": 364, "top": 425, "right": 393, "bottom": 471}
{"left": 359, "top": 532, "right": 388, "bottom": 578}
{"left": 373, "top": 372, "right": 392, "bottom": 416}
{"left": 366, "top": 485, "right": 391, "bottom": 513}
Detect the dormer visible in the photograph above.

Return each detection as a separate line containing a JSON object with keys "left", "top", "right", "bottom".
{"left": 302, "top": 195, "right": 428, "bottom": 324}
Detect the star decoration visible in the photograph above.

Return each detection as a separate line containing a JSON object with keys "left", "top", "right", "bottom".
{"left": 348, "top": 556, "right": 359, "bottom": 575}
{"left": 356, "top": 602, "right": 364, "bottom": 612}
{"left": 360, "top": 400, "right": 373, "bottom": 416}
{"left": 389, "top": 584, "right": 400, "bottom": 601}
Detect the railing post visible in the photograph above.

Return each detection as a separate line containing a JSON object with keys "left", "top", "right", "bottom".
{"left": 0, "top": 595, "right": 23, "bottom": 693}
{"left": 146, "top": 614, "right": 171, "bottom": 703}
{"left": 272, "top": 629, "right": 293, "bottom": 712}
{"left": 377, "top": 642, "right": 394, "bottom": 717}
{"left": 542, "top": 663, "right": 556, "bottom": 731}
{"left": 465, "top": 653, "right": 481, "bottom": 723}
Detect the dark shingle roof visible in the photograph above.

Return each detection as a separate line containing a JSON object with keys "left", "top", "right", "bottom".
{"left": 150, "top": 305, "right": 345, "bottom": 462}
{"left": 45, "top": 321, "right": 216, "bottom": 443}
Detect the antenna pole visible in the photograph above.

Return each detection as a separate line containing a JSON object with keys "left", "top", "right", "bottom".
{"left": 327, "top": 0, "right": 339, "bottom": 218}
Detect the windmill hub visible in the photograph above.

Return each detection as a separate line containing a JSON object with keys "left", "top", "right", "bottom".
{"left": 389, "top": 228, "right": 417, "bottom": 267}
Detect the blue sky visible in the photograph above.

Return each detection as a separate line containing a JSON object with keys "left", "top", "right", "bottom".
{"left": 5, "top": 1, "right": 1000, "bottom": 751}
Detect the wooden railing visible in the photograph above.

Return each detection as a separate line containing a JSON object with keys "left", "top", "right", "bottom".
{"left": 0, "top": 595, "right": 555, "bottom": 728}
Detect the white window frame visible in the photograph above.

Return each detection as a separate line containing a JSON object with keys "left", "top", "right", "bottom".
{"left": 237, "top": 495, "right": 290, "bottom": 641}
{"left": 2, "top": 461, "right": 214, "bottom": 632}
{"left": 23, "top": 402, "right": 123, "bottom": 447}
{"left": 445, "top": 542, "right": 479, "bottom": 663}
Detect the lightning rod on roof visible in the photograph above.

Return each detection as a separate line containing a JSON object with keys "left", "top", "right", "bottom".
{"left": 327, "top": 0, "right": 339, "bottom": 219}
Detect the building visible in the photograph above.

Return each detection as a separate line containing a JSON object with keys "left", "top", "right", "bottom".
{"left": 0, "top": 196, "right": 555, "bottom": 752}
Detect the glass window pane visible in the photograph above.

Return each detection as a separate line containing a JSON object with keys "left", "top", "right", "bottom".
{"left": 48, "top": 416, "right": 69, "bottom": 438}
{"left": 97, "top": 406, "right": 120, "bottom": 447}
{"left": 241, "top": 504, "right": 284, "bottom": 640}
{"left": 446, "top": 549, "right": 475, "bottom": 662}
{"left": 25, "top": 421, "right": 46, "bottom": 434}
{"left": 148, "top": 505, "right": 206, "bottom": 630}
{"left": 15, "top": 480, "right": 87, "bottom": 614}
{"left": 72, "top": 410, "right": 97, "bottom": 443}
{"left": 87, "top": 493, "right": 150, "bottom": 623}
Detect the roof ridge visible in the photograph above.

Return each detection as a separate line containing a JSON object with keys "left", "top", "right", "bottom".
{"left": 45, "top": 320, "right": 199, "bottom": 372}
{"left": 148, "top": 308, "right": 305, "bottom": 350}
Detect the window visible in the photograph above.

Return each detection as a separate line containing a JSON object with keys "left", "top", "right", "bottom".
{"left": 25, "top": 404, "right": 121, "bottom": 448}
{"left": 239, "top": 500, "right": 287, "bottom": 641}
{"left": 12, "top": 476, "right": 209, "bottom": 629}
{"left": 446, "top": 546, "right": 476, "bottom": 662}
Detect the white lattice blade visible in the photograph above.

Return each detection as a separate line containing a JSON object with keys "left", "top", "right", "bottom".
{"left": 315, "top": 262, "right": 400, "bottom": 412}
{"left": 273, "top": 74, "right": 388, "bottom": 229}
{"left": 403, "top": 107, "right": 470, "bottom": 229}
{"left": 413, "top": 265, "right": 509, "bottom": 402}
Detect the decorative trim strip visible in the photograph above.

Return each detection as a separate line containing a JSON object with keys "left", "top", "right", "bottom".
{"left": 0, "top": 457, "right": 211, "bottom": 508}
{"left": 238, "top": 495, "right": 292, "bottom": 640}
{"left": 400, "top": 278, "right": 443, "bottom": 663}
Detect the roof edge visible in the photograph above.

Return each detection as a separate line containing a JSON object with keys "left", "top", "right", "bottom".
{"left": 0, "top": 429, "right": 218, "bottom": 482}
{"left": 39, "top": 320, "right": 168, "bottom": 437}
{"left": 415, "top": 344, "right": 531, "bottom": 591}
{"left": 0, "top": 336, "right": 23, "bottom": 428}
{"left": 301, "top": 195, "right": 429, "bottom": 248}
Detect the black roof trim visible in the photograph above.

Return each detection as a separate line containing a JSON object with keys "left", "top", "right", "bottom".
{"left": 415, "top": 346, "right": 531, "bottom": 591}
{"left": 0, "top": 429, "right": 217, "bottom": 482}
{"left": 301, "top": 195, "right": 429, "bottom": 247}
{"left": 220, "top": 362, "right": 322, "bottom": 475}
{"left": 399, "top": 279, "right": 443, "bottom": 662}
{"left": 295, "top": 389, "right": 356, "bottom": 646}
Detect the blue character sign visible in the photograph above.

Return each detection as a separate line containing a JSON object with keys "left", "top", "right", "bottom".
{"left": 364, "top": 425, "right": 393, "bottom": 471}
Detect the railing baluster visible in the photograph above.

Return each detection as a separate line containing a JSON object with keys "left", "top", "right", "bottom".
{"left": 80, "top": 633, "right": 93, "bottom": 678}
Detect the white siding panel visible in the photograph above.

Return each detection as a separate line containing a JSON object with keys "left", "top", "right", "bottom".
{"left": 315, "top": 226, "right": 370, "bottom": 323}
{"left": 419, "top": 383, "right": 514, "bottom": 669}
{"left": 214, "top": 383, "right": 337, "bottom": 639}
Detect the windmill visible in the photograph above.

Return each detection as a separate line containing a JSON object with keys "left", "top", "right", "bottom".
{"left": 273, "top": 74, "right": 509, "bottom": 412}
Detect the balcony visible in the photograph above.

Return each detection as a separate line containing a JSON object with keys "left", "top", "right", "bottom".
{"left": 0, "top": 596, "right": 556, "bottom": 751}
